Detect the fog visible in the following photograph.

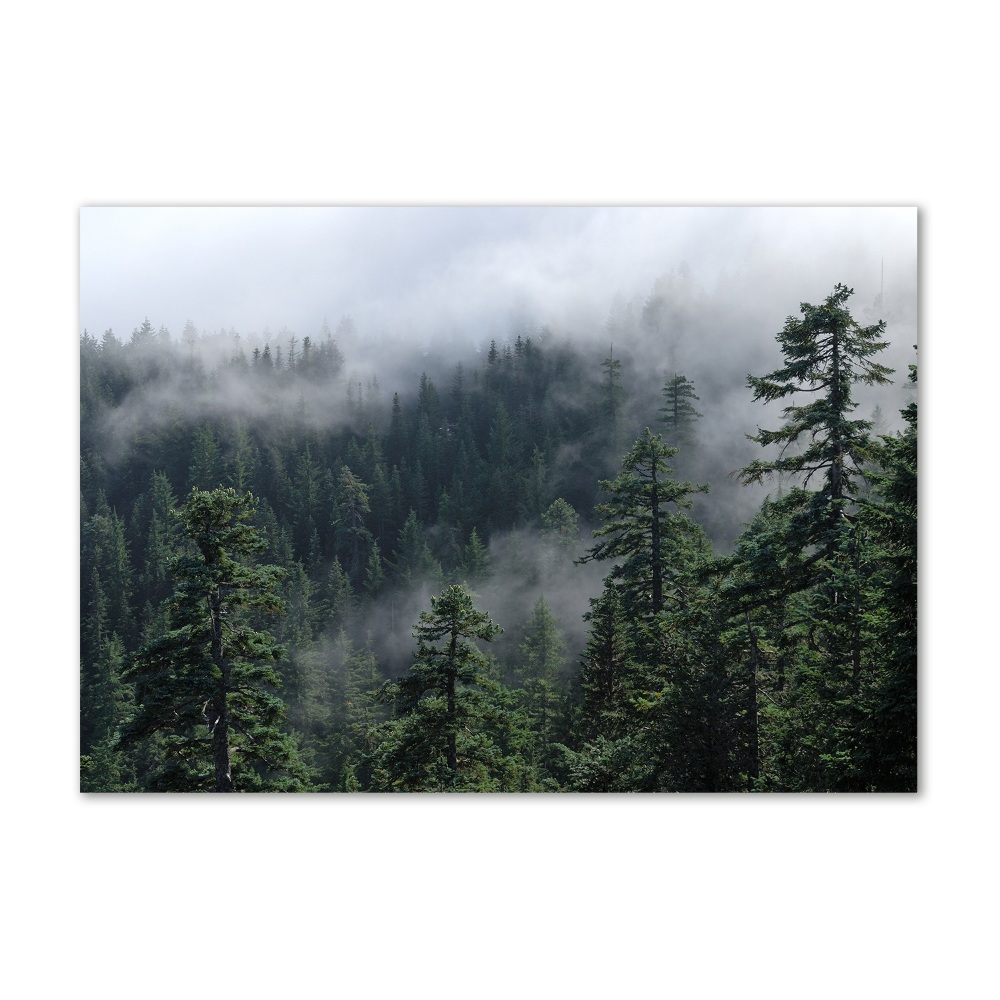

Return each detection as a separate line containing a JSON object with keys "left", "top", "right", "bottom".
{"left": 81, "top": 206, "right": 916, "bottom": 367}
{"left": 82, "top": 205, "right": 918, "bottom": 676}
{"left": 83, "top": 205, "right": 917, "bottom": 551}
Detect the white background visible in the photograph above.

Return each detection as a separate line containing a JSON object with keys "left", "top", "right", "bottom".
{"left": 2, "top": 2, "right": 992, "bottom": 997}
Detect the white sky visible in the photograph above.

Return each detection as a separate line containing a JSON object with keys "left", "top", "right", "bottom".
{"left": 80, "top": 205, "right": 916, "bottom": 350}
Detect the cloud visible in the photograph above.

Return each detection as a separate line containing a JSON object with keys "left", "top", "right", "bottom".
{"left": 80, "top": 207, "right": 917, "bottom": 355}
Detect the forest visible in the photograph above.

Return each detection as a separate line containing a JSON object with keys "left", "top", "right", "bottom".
{"left": 80, "top": 282, "right": 917, "bottom": 792}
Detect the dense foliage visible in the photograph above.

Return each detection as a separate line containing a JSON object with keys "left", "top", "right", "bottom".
{"left": 81, "top": 286, "right": 917, "bottom": 791}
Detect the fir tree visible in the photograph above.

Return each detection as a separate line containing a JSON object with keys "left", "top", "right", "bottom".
{"left": 579, "top": 427, "right": 710, "bottom": 628}
{"left": 659, "top": 373, "right": 702, "bottom": 451}
{"left": 857, "top": 354, "right": 917, "bottom": 790}
{"left": 736, "top": 284, "right": 896, "bottom": 790}
{"left": 370, "top": 584, "right": 518, "bottom": 791}
{"left": 124, "top": 488, "right": 311, "bottom": 791}
{"left": 516, "top": 595, "right": 567, "bottom": 781}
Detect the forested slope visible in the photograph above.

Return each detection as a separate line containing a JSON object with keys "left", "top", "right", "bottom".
{"left": 80, "top": 286, "right": 917, "bottom": 792}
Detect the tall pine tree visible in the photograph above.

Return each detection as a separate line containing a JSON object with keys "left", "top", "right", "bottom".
{"left": 124, "top": 488, "right": 311, "bottom": 791}
{"left": 737, "top": 284, "right": 896, "bottom": 790}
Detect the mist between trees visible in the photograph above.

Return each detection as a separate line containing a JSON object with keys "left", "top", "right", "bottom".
{"left": 81, "top": 280, "right": 916, "bottom": 792}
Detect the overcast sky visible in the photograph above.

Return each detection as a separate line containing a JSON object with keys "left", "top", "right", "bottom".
{"left": 80, "top": 206, "right": 916, "bottom": 351}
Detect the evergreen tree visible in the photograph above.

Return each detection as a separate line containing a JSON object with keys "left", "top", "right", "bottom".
{"left": 541, "top": 497, "right": 579, "bottom": 547}
{"left": 363, "top": 540, "right": 387, "bottom": 598}
{"left": 576, "top": 584, "right": 638, "bottom": 743}
{"left": 567, "top": 585, "right": 645, "bottom": 791}
{"left": 579, "top": 427, "right": 710, "bottom": 633}
{"left": 486, "top": 401, "right": 519, "bottom": 526}
{"left": 659, "top": 373, "right": 702, "bottom": 450}
{"left": 324, "top": 557, "right": 357, "bottom": 635}
{"left": 712, "top": 499, "right": 800, "bottom": 790}
{"left": 81, "top": 500, "right": 136, "bottom": 653}
{"left": 651, "top": 579, "right": 748, "bottom": 791}
{"left": 136, "top": 470, "right": 183, "bottom": 611}
{"left": 370, "top": 584, "right": 522, "bottom": 791}
{"left": 291, "top": 445, "right": 327, "bottom": 566}
{"left": 188, "top": 423, "right": 223, "bottom": 490}
{"left": 391, "top": 509, "right": 441, "bottom": 588}
{"left": 600, "top": 345, "right": 627, "bottom": 455}
{"left": 459, "top": 527, "right": 491, "bottom": 583}
{"left": 736, "top": 284, "right": 896, "bottom": 790}
{"left": 225, "top": 421, "right": 260, "bottom": 494}
{"left": 739, "top": 283, "right": 893, "bottom": 568}
{"left": 333, "top": 465, "right": 373, "bottom": 584}
{"left": 516, "top": 595, "right": 567, "bottom": 782}
{"left": 333, "top": 632, "right": 388, "bottom": 790}
{"left": 857, "top": 354, "right": 917, "bottom": 790}
{"left": 123, "top": 488, "right": 311, "bottom": 791}
{"left": 81, "top": 633, "right": 134, "bottom": 791}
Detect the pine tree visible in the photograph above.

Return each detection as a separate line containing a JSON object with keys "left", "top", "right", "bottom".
{"left": 600, "top": 345, "right": 627, "bottom": 455}
{"left": 541, "top": 498, "right": 579, "bottom": 555}
{"left": 736, "top": 284, "right": 896, "bottom": 790}
{"left": 516, "top": 595, "right": 567, "bottom": 781}
{"left": 576, "top": 584, "right": 638, "bottom": 742}
{"left": 858, "top": 354, "right": 917, "bottom": 790}
{"left": 137, "top": 471, "right": 183, "bottom": 613}
{"left": 324, "top": 558, "right": 357, "bottom": 635}
{"left": 81, "top": 634, "right": 134, "bottom": 791}
{"left": 486, "top": 401, "right": 519, "bottom": 527}
{"left": 459, "top": 527, "right": 491, "bottom": 583}
{"left": 651, "top": 579, "right": 748, "bottom": 791}
{"left": 713, "top": 499, "right": 800, "bottom": 790}
{"left": 579, "top": 427, "right": 710, "bottom": 630}
{"left": 391, "top": 510, "right": 441, "bottom": 588}
{"left": 567, "top": 584, "right": 645, "bottom": 791}
{"left": 363, "top": 540, "right": 386, "bottom": 598}
{"left": 571, "top": 427, "right": 714, "bottom": 790}
{"left": 739, "top": 283, "right": 893, "bottom": 570}
{"left": 123, "top": 488, "right": 311, "bottom": 791}
{"left": 369, "top": 584, "right": 516, "bottom": 791}
{"left": 188, "top": 423, "right": 223, "bottom": 491}
{"left": 659, "top": 373, "right": 702, "bottom": 450}
{"left": 333, "top": 465, "right": 373, "bottom": 584}
{"left": 81, "top": 500, "right": 136, "bottom": 653}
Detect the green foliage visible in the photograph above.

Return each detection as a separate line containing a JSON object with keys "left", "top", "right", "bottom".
{"left": 80, "top": 299, "right": 915, "bottom": 793}
{"left": 659, "top": 373, "right": 702, "bottom": 450}
{"left": 541, "top": 497, "right": 579, "bottom": 551}
{"left": 730, "top": 287, "right": 908, "bottom": 790}
{"left": 122, "top": 488, "right": 312, "bottom": 791}
{"left": 368, "top": 584, "right": 539, "bottom": 790}
{"left": 459, "top": 527, "right": 491, "bottom": 583}
{"left": 80, "top": 634, "right": 136, "bottom": 791}
{"left": 333, "top": 465, "right": 373, "bottom": 584}
{"left": 577, "top": 584, "right": 638, "bottom": 743}
{"left": 82, "top": 501, "right": 136, "bottom": 652}
{"left": 515, "top": 595, "right": 569, "bottom": 783}
{"left": 600, "top": 346, "right": 627, "bottom": 454}
{"left": 580, "top": 427, "right": 711, "bottom": 631}
{"left": 855, "top": 354, "right": 917, "bottom": 790}
{"left": 563, "top": 734, "right": 649, "bottom": 793}
{"left": 567, "top": 576, "right": 744, "bottom": 793}
{"left": 739, "top": 284, "right": 892, "bottom": 515}
{"left": 188, "top": 424, "right": 223, "bottom": 491}
{"left": 391, "top": 509, "right": 442, "bottom": 587}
